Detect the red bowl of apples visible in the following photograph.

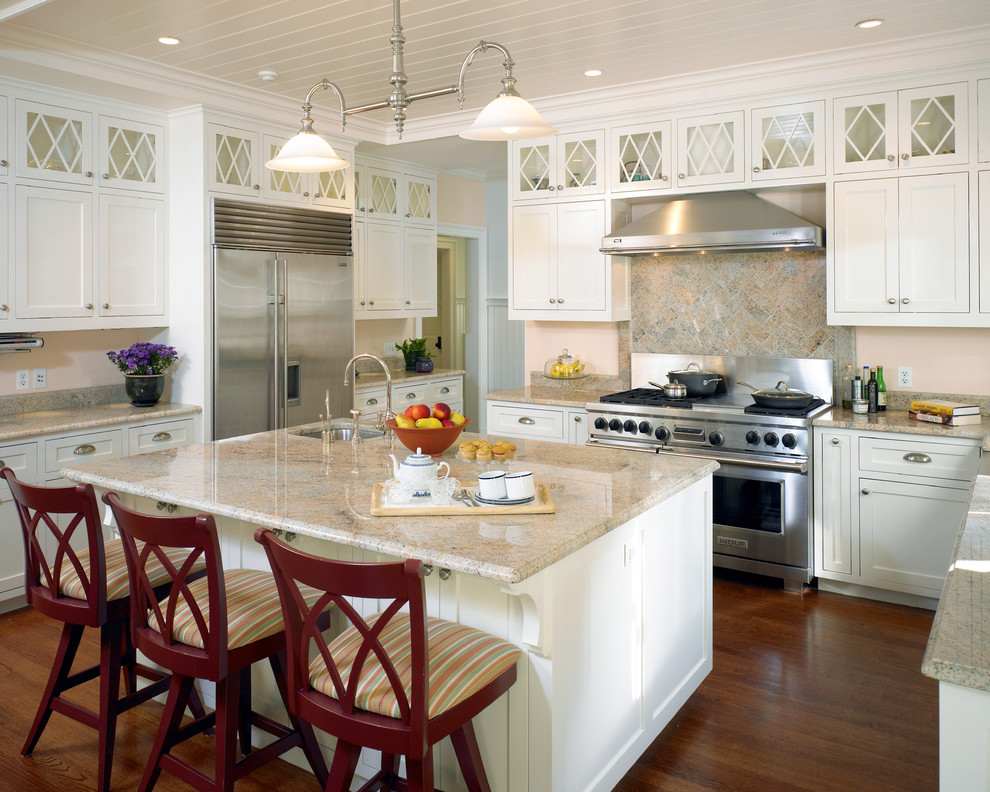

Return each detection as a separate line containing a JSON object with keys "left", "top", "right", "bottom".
{"left": 387, "top": 402, "right": 470, "bottom": 456}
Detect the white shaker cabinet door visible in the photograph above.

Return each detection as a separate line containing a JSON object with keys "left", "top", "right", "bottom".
{"left": 99, "top": 194, "right": 166, "bottom": 317}
{"left": 814, "top": 431, "right": 854, "bottom": 577}
{"left": 363, "top": 221, "right": 403, "bottom": 311}
{"left": 832, "top": 179, "right": 898, "bottom": 314}
{"left": 979, "top": 79, "right": 990, "bottom": 163}
{"left": 0, "top": 184, "right": 7, "bottom": 323}
{"left": 15, "top": 185, "right": 94, "bottom": 319}
{"left": 511, "top": 202, "right": 557, "bottom": 311}
{"left": 556, "top": 200, "right": 606, "bottom": 312}
{"left": 981, "top": 171, "right": 990, "bottom": 313}
{"left": 0, "top": 94, "right": 7, "bottom": 177}
{"left": 402, "top": 227, "right": 437, "bottom": 314}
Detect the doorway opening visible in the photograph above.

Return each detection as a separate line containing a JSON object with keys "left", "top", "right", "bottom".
{"left": 422, "top": 237, "right": 465, "bottom": 372}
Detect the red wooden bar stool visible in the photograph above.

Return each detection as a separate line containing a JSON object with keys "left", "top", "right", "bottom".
{"left": 256, "top": 527, "right": 522, "bottom": 792}
{"left": 102, "top": 493, "right": 329, "bottom": 792}
{"left": 1, "top": 468, "right": 208, "bottom": 792}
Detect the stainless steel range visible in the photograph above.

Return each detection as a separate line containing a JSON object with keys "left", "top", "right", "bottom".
{"left": 586, "top": 353, "right": 833, "bottom": 588}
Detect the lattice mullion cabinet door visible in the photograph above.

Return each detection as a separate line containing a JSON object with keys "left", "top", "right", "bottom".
{"left": 313, "top": 166, "right": 353, "bottom": 210}
{"left": 98, "top": 193, "right": 165, "bottom": 317}
{"left": 675, "top": 111, "right": 745, "bottom": 187}
{"left": 207, "top": 123, "right": 260, "bottom": 197}
{"left": 99, "top": 116, "right": 164, "bottom": 193}
{"left": 262, "top": 135, "right": 309, "bottom": 203}
{"left": 554, "top": 130, "right": 605, "bottom": 198}
{"left": 15, "top": 99, "right": 94, "bottom": 186}
{"left": 402, "top": 173, "right": 436, "bottom": 226}
{"left": 750, "top": 101, "right": 825, "bottom": 181}
{"left": 609, "top": 120, "right": 672, "bottom": 192}
{"left": 511, "top": 137, "right": 555, "bottom": 200}
{"left": 0, "top": 95, "right": 8, "bottom": 177}
{"left": 365, "top": 166, "right": 400, "bottom": 220}
{"left": 832, "top": 92, "right": 898, "bottom": 175}
{"left": 897, "top": 82, "right": 968, "bottom": 169}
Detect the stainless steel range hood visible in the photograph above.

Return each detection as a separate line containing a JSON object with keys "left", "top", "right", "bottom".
{"left": 600, "top": 191, "right": 823, "bottom": 255}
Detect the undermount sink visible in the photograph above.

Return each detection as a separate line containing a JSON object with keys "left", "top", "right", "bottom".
{"left": 295, "top": 425, "right": 383, "bottom": 442}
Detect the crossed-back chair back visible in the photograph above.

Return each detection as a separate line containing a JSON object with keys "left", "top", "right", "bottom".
{"left": 103, "top": 493, "right": 227, "bottom": 681}
{"left": 1, "top": 467, "right": 107, "bottom": 626}
{"left": 259, "top": 527, "right": 431, "bottom": 752}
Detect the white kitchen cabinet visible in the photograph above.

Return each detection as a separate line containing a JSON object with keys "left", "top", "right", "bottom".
{"left": 676, "top": 110, "right": 745, "bottom": 187}
{"left": 833, "top": 83, "right": 968, "bottom": 174}
{"left": 98, "top": 193, "right": 165, "bottom": 318}
{"left": 750, "top": 101, "right": 825, "bottom": 180}
{"left": 361, "top": 220, "right": 403, "bottom": 312}
{"left": 510, "top": 200, "right": 629, "bottom": 321}
{"left": 981, "top": 171, "right": 990, "bottom": 313}
{"left": 99, "top": 115, "right": 164, "bottom": 193}
{"left": 391, "top": 382, "right": 430, "bottom": 414}
{"left": 831, "top": 173, "right": 969, "bottom": 319}
{"left": 127, "top": 417, "right": 197, "bottom": 454}
{"left": 353, "top": 385, "right": 387, "bottom": 416}
{"left": 0, "top": 184, "right": 7, "bottom": 323}
{"left": 486, "top": 401, "right": 588, "bottom": 445}
{"left": 567, "top": 408, "right": 589, "bottom": 445}
{"left": 979, "top": 79, "right": 990, "bottom": 163}
{"left": 208, "top": 122, "right": 260, "bottom": 196}
{"left": 609, "top": 120, "right": 672, "bottom": 192}
{"left": 14, "top": 184, "right": 93, "bottom": 319}
{"left": 428, "top": 376, "right": 463, "bottom": 416}
{"left": 364, "top": 165, "right": 400, "bottom": 220}
{"left": 813, "top": 427, "right": 980, "bottom": 602}
{"left": 403, "top": 172, "right": 436, "bottom": 225}
{"left": 313, "top": 166, "right": 350, "bottom": 209}
{"left": 262, "top": 134, "right": 308, "bottom": 203}
{"left": 402, "top": 226, "right": 437, "bottom": 313}
{"left": 0, "top": 94, "right": 8, "bottom": 177}
{"left": 356, "top": 217, "right": 436, "bottom": 319}
{"left": 0, "top": 441, "right": 40, "bottom": 600}
{"left": 511, "top": 131, "right": 605, "bottom": 201}
{"left": 15, "top": 99, "right": 94, "bottom": 186}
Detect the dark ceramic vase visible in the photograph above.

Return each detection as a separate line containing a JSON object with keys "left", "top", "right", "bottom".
{"left": 415, "top": 357, "right": 434, "bottom": 373}
{"left": 124, "top": 374, "right": 165, "bottom": 407}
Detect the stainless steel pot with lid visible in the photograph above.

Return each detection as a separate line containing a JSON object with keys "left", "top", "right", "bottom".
{"left": 666, "top": 362, "right": 723, "bottom": 397}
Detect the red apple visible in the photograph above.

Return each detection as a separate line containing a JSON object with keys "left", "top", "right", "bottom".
{"left": 440, "top": 419, "right": 455, "bottom": 427}
{"left": 405, "top": 403, "right": 431, "bottom": 421}
{"left": 432, "top": 402, "right": 451, "bottom": 421}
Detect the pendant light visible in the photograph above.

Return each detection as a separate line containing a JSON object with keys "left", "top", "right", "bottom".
{"left": 266, "top": 0, "right": 555, "bottom": 173}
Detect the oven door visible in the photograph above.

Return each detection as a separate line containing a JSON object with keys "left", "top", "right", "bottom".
{"left": 711, "top": 461, "right": 809, "bottom": 571}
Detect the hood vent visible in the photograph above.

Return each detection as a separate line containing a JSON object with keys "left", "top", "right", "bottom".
{"left": 601, "top": 191, "right": 823, "bottom": 255}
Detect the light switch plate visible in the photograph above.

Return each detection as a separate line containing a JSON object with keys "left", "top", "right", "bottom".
{"left": 383, "top": 341, "right": 397, "bottom": 356}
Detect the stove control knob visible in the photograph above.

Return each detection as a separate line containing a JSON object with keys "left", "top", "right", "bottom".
{"left": 654, "top": 426, "right": 669, "bottom": 442}
{"left": 608, "top": 419, "right": 622, "bottom": 432}
{"left": 708, "top": 431, "right": 724, "bottom": 446}
{"left": 594, "top": 417, "right": 607, "bottom": 430}
{"left": 623, "top": 419, "right": 637, "bottom": 433}
{"left": 782, "top": 433, "right": 798, "bottom": 449}
{"left": 763, "top": 431, "right": 779, "bottom": 447}
{"left": 745, "top": 430, "right": 760, "bottom": 445}
{"left": 638, "top": 421, "right": 652, "bottom": 435}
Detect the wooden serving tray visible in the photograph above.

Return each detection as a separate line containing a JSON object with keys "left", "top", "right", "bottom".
{"left": 370, "top": 482, "right": 556, "bottom": 516}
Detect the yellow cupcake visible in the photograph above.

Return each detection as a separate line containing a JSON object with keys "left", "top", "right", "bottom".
{"left": 459, "top": 441, "right": 477, "bottom": 460}
{"left": 476, "top": 448, "right": 492, "bottom": 462}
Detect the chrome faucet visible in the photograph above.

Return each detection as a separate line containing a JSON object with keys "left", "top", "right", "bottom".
{"left": 343, "top": 353, "right": 394, "bottom": 426}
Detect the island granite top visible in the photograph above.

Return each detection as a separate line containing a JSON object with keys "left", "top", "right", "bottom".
{"left": 61, "top": 430, "right": 717, "bottom": 585}
{"left": 0, "top": 402, "right": 202, "bottom": 444}
{"left": 814, "top": 408, "right": 989, "bottom": 451}
{"left": 923, "top": 475, "right": 990, "bottom": 692}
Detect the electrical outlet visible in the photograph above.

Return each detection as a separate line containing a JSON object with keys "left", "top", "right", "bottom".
{"left": 897, "top": 366, "right": 912, "bottom": 388}
{"left": 383, "top": 341, "right": 397, "bottom": 356}
{"left": 16, "top": 369, "right": 29, "bottom": 390}
{"left": 33, "top": 368, "right": 47, "bottom": 388}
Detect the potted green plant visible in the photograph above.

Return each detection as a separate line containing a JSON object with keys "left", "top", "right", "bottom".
{"left": 396, "top": 338, "right": 430, "bottom": 371}
{"left": 107, "top": 342, "right": 179, "bottom": 407}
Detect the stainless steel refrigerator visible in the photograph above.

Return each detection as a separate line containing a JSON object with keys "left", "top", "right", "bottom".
{"left": 212, "top": 200, "right": 353, "bottom": 440}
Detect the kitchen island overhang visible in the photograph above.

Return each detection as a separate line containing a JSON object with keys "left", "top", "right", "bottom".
{"left": 63, "top": 430, "right": 717, "bottom": 792}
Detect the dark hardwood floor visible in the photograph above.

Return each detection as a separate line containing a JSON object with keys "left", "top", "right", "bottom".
{"left": 0, "top": 572, "right": 937, "bottom": 791}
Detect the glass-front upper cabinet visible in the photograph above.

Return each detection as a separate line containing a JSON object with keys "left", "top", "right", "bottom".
{"left": 511, "top": 131, "right": 604, "bottom": 200}
{"left": 0, "top": 95, "right": 8, "bottom": 177}
{"left": 365, "top": 166, "right": 400, "bottom": 220}
{"left": 833, "top": 83, "right": 968, "bottom": 174}
{"left": 403, "top": 173, "right": 436, "bottom": 226}
{"left": 676, "top": 111, "right": 745, "bottom": 187}
{"left": 15, "top": 99, "right": 93, "bottom": 186}
{"left": 513, "top": 138, "right": 553, "bottom": 200}
{"left": 263, "top": 135, "right": 308, "bottom": 203}
{"left": 208, "top": 123, "right": 260, "bottom": 196}
{"left": 609, "top": 121, "right": 672, "bottom": 192}
{"left": 313, "top": 167, "right": 349, "bottom": 209}
{"left": 100, "top": 116, "right": 164, "bottom": 193}
{"left": 750, "top": 101, "right": 825, "bottom": 180}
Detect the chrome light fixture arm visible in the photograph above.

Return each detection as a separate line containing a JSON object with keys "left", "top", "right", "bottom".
{"left": 299, "top": 79, "right": 348, "bottom": 133}
{"left": 455, "top": 41, "right": 518, "bottom": 107}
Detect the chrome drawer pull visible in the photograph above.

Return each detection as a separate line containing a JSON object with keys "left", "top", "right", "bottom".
{"left": 0, "top": 459, "right": 5, "bottom": 467}
{"left": 903, "top": 453, "right": 932, "bottom": 464}
{"left": 73, "top": 444, "right": 96, "bottom": 455}
{"left": 153, "top": 432, "right": 172, "bottom": 442}
{"left": 366, "top": 398, "right": 379, "bottom": 405}
{"left": 440, "top": 387, "right": 450, "bottom": 394}
{"left": 405, "top": 392, "right": 416, "bottom": 399}
{"left": 518, "top": 417, "right": 535, "bottom": 425}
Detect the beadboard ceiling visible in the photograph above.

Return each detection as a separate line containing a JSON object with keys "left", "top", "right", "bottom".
{"left": 4, "top": 0, "right": 990, "bottom": 173}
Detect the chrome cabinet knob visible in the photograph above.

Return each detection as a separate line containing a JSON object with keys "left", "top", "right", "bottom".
{"left": 360, "top": 300, "right": 365, "bottom": 305}
{"left": 0, "top": 304, "right": 7, "bottom": 312}
{"left": 438, "top": 568, "right": 451, "bottom": 580}
{"left": 888, "top": 298, "right": 896, "bottom": 304}
{"left": 84, "top": 170, "right": 93, "bottom": 178}
{"left": 103, "top": 303, "right": 110, "bottom": 309}
{"left": 0, "top": 159, "right": 7, "bottom": 167}
{"left": 557, "top": 298, "right": 564, "bottom": 304}
{"left": 549, "top": 298, "right": 556, "bottom": 304}
{"left": 661, "top": 174, "right": 668, "bottom": 181}
{"left": 887, "top": 154, "right": 896, "bottom": 162}
{"left": 85, "top": 303, "right": 94, "bottom": 310}
{"left": 369, "top": 300, "right": 374, "bottom": 305}
{"left": 315, "top": 193, "right": 322, "bottom": 198}
{"left": 422, "top": 564, "right": 434, "bottom": 576}
{"left": 574, "top": 415, "right": 582, "bottom": 422}
{"left": 831, "top": 438, "right": 840, "bottom": 445}
{"left": 102, "top": 172, "right": 110, "bottom": 179}
{"left": 901, "top": 153, "right": 909, "bottom": 160}
{"left": 678, "top": 173, "right": 686, "bottom": 179}
{"left": 753, "top": 166, "right": 761, "bottom": 173}
{"left": 252, "top": 184, "right": 260, "bottom": 190}
{"left": 902, "top": 297, "right": 910, "bottom": 304}
{"left": 861, "top": 488, "right": 870, "bottom": 495}
{"left": 405, "top": 300, "right": 410, "bottom": 305}
{"left": 405, "top": 212, "right": 411, "bottom": 217}
{"left": 303, "top": 191, "right": 309, "bottom": 197}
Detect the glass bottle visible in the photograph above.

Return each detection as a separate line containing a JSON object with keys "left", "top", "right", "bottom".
{"left": 867, "top": 368, "right": 878, "bottom": 413}
{"left": 876, "top": 366, "right": 887, "bottom": 412}
{"left": 840, "top": 364, "right": 854, "bottom": 409}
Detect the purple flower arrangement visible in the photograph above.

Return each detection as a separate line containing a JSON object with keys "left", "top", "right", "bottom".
{"left": 106, "top": 342, "right": 179, "bottom": 376}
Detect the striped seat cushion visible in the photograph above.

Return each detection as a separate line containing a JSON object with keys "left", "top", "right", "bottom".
{"left": 150, "top": 568, "right": 324, "bottom": 650}
{"left": 59, "top": 539, "right": 204, "bottom": 602}
{"left": 310, "top": 613, "right": 521, "bottom": 720}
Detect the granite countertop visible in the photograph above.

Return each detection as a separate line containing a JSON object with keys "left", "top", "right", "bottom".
{"left": 814, "top": 407, "right": 989, "bottom": 451}
{"left": 486, "top": 385, "right": 616, "bottom": 410}
{"left": 61, "top": 429, "right": 717, "bottom": 585}
{"left": 353, "top": 368, "right": 465, "bottom": 389}
{"left": 0, "top": 402, "right": 202, "bottom": 444}
{"left": 923, "top": 474, "right": 990, "bottom": 691}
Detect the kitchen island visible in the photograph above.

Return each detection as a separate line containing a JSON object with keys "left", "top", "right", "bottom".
{"left": 63, "top": 429, "right": 717, "bottom": 792}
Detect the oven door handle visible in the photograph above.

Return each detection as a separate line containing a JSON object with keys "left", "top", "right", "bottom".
{"left": 585, "top": 439, "right": 807, "bottom": 473}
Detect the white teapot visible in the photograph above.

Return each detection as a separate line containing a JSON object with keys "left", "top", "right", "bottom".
{"left": 389, "top": 447, "right": 451, "bottom": 497}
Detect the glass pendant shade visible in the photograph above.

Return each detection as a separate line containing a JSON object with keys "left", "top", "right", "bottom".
{"left": 460, "top": 94, "right": 557, "bottom": 141}
{"left": 266, "top": 130, "right": 349, "bottom": 172}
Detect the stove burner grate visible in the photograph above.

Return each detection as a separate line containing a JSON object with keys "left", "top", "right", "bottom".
{"left": 742, "top": 398, "right": 826, "bottom": 418}
{"left": 599, "top": 388, "right": 704, "bottom": 408}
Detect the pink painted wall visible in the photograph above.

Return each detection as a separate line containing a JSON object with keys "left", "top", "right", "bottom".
{"left": 524, "top": 322, "right": 621, "bottom": 377}
{"left": 437, "top": 173, "right": 486, "bottom": 227}
{"left": 354, "top": 317, "right": 416, "bottom": 359}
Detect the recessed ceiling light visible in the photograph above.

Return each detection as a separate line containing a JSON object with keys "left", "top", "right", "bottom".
{"left": 855, "top": 19, "right": 883, "bottom": 29}
{"left": 584, "top": 69, "right": 603, "bottom": 78}
{"left": 158, "top": 35, "right": 182, "bottom": 46}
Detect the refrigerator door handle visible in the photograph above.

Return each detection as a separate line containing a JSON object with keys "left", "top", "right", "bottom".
{"left": 278, "top": 259, "right": 289, "bottom": 428}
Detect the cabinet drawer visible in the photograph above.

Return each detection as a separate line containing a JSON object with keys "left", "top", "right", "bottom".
{"left": 429, "top": 378, "right": 462, "bottom": 403}
{"left": 0, "top": 442, "right": 39, "bottom": 482}
{"left": 355, "top": 387, "right": 387, "bottom": 413}
{"left": 128, "top": 418, "right": 196, "bottom": 455}
{"left": 488, "top": 404, "right": 565, "bottom": 442}
{"left": 392, "top": 385, "right": 430, "bottom": 409}
{"left": 45, "top": 429, "right": 123, "bottom": 474}
{"left": 858, "top": 436, "right": 980, "bottom": 482}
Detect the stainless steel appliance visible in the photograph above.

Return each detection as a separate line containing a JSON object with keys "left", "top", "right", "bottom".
{"left": 212, "top": 200, "right": 353, "bottom": 440}
{"left": 586, "top": 353, "right": 833, "bottom": 588}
